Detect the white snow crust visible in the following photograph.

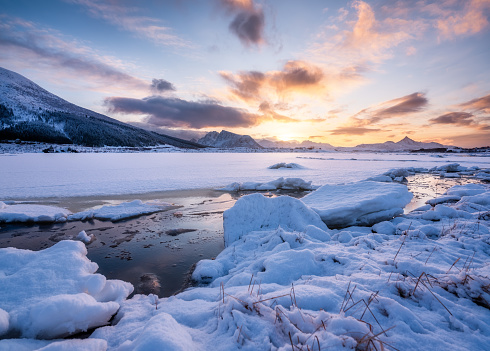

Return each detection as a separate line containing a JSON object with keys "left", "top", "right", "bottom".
{"left": 219, "top": 177, "right": 315, "bottom": 192}
{"left": 0, "top": 204, "right": 72, "bottom": 223}
{"left": 0, "top": 241, "right": 133, "bottom": 339}
{"left": 267, "top": 162, "right": 304, "bottom": 169}
{"left": 68, "top": 200, "right": 173, "bottom": 222}
{"left": 302, "top": 181, "right": 413, "bottom": 228}
{"left": 91, "top": 182, "right": 489, "bottom": 350}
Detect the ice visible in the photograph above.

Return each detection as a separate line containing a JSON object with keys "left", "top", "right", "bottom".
{"left": 219, "top": 177, "right": 315, "bottom": 192}
{"left": 268, "top": 162, "right": 304, "bottom": 169}
{"left": 0, "top": 241, "right": 133, "bottom": 338}
{"left": 77, "top": 230, "right": 94, "bottom": 244}
{"left": 302, "top": 181, "right": 413, "bottom": 228}
{"left": 0, "top": 204, "right": 71, "bottom": 223}
{"left": 68, "top": 200, "right": 173, "bottom": 222}
{"left": 445, "top": 183, "right": 487, "bottom": 197}
{"left": 222, "top": 193, "right": 329, "bottom": 246}
{"left": 1, "top": 152, "right": 488, "bottom": 199}
{"left": 426, "top": 195, "right": 461, "bottom": 205}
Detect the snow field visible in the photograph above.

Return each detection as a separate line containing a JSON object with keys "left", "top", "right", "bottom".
{"left": 0, "top": 166, "right": 489, "bottom": 350}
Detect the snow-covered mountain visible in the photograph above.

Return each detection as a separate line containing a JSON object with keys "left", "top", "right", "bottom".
{"left": 0, "top": 67, "right": 204, "bottom": 148}
{"left": 352, "top": 136, "right": 445, "bottom": 151}
{"left": 258, "top": 139, "right": 335, "bottom": 150}
{"left": 197, "top": 130, "right": 263, "bottom": 149}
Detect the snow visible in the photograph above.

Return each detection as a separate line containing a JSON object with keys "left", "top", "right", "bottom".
{"left": 0, "top": 204, "right": 71, "bottom": 223}
{"left": 1, "top": 157, "right": 490, "bottom": 350}
{"left": 68, "top": 200, "right": 173, "bottom": 222}
{"left": 302, "top": 181, "right": 413, "bottom": 228}
{"left": 222, "top": 193, "right": 329, "bottom": 246}
{"left": 0, "top": 200, "right": 173, "bottom": 224}
{"left": 1, "top": 153, "right": 489, "bottom": 199}
{"left": 267, "top": 162, "right": 304, "bottom": 169}
{"left": 99, "top": 179, "right": 490, "bottom": 350}
{"left": 219, "top": 177, "right": 315, "bottom": 192}
{"left": 0, "top": 241, "right": 133, "bottom": 338}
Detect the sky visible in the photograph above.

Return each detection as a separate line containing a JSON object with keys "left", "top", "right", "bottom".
{"left": 0, "top": 0, "right": 489, "bottom": 147}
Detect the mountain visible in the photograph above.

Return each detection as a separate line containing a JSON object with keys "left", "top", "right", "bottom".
{"left": 258, "top": 139, "right": 335, "bottom": 149}
{"left": 197, "top": 130, "right": 263, "bottom": 149}
{"left": 0, "top": 67, "right": 205, "bottom": 148}
{"left": 353, "top": 136, "right": 445, "bottom": 151}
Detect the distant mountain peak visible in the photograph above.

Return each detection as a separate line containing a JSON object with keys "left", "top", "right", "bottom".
{"left": 197, "top": 130, "right": 262, "bottom": 149}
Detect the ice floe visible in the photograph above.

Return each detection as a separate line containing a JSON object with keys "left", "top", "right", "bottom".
{"left": 67, "top": 200, "right": 174, "bottom": 222}
{"left": 302, "top": 181, "right": 413, "bottom": 228}
{"left": 219, "top": 177, "right": 315, "bottom": 192}
{"left": 0, "top": 204, "right": 72, "bottom": 223}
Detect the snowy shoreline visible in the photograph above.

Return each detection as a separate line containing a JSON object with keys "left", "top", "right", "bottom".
{"left": 0, "top": 164, "right": 489, "bottom": 350}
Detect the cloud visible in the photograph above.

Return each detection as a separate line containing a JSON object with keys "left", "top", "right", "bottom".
{"left": 105, "top": 96, "right": 259, "bottom": 129}
{"left": 458, "top": 93, "right": 490, "bottom": 113}
{"left": 329, "top": 126, "right": 382, "bottom": 135}
{"left": 219, "top": 0, "right": 265, "bottom": 47}
{"left": 128, "top": 122, "right": 206, "bottom": 141}
{"left": 435, "top": 0, "right": 490, "bottom": 40}
{"left": 349, "top": 92, "right": 428, "bottom": 126}
{"left": 429, "top": 110, "right": 490, "bottom": 130}
{"left": 258, "top": 101, "right": 298, "bottom": 123}
{"left": 430, "top": 112, "right": 476, "bottom": 126}
{"left": 220, "top": 60, "right": 329, "bottom": 102}
{"left": 150, "top": 78, "right": 176, "bottom": 93}
{"left": 66, "top": 0, "right": 192, "bottom": 48}
{"left": 0, "top": 17, "right": 147, "bottom": 90}
{"left": 373, "top": 92, "right": 428, "bottom": 119}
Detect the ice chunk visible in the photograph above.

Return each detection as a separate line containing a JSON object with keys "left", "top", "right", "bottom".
{"left": 426, "top": 195, "right": 461, "bottom": 206}
{"left": 77, "top": 230, "right": 94, "bottom": 244}
{"left": 219, "top": 177, "right": 314, "bottom": 192}
{"left": 302, "top": 181, "right": 413, "bottom": 228}
{"left": 0, "top": 204, "right": 71, "bottom": 223}
{"left": 69, "top": 200, "right": 173, "bottom": 222}
{"left": 13, "top": 293, "right": 119, "bottom": 339}
{"left": 223, "top": 193, "right": 329, "bottom": 246}
{"left": 0, "top": 241, "right": 133, "bottom": 338}
{"left": 268, "top": 162, "right": 304, "bottom": 169}
{"left": 446, "top": 184, "right": 487, "bottom": 197}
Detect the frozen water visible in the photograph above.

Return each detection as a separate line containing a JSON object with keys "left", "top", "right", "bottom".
{"left": 0, "top": 204, "right": 71, "bottom": 223}
{"left": 302, "top": 181, "right": 413, "bottom": 228}
{"left": 1, "top": 152, "right": 489, "bottom": 199}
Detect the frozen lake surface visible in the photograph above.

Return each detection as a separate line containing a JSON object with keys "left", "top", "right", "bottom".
{"left": 1, "top": 152, "right": 489, "bottom": 199}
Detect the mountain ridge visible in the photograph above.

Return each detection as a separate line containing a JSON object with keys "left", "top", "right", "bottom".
{"left": 0, "top": 67, "right": 205, "bottom": 148}
{"left": 197, "top": 130, "right": 263, "bottom": 149}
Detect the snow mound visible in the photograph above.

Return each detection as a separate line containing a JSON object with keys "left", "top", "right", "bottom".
{"left": 445, "top": 183, "right": 487, "bottom": 197}
{"left": 223, "top": 193, "right": 329, "bottom": 246}
{"left": 268, "top": 162, "right": 304, "bottom": 169}
{"left": 219, "top": 177, "right": 315, "bottom": 192}
{"left": 0, "top": 204, "right": 71, "bottom": 223}
{"left": 302, "top": 181, "right": 413, "bottom": 228}
{"left": 68, "top": 200, "right": 173, "bottom": 222}
{"left": 0, "top": 241, "right": 133, "bottom": 338}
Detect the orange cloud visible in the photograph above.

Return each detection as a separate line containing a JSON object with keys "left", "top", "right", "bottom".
{"left": 436, "top": 0, "right": 490, "bottom": 40}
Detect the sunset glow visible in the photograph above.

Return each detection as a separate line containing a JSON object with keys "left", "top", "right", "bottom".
{"left": 1, "top": 0, "right": 489, "bottom": 147}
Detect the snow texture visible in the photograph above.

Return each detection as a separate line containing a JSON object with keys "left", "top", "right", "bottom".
{"left": 0, "top": 241, "right": 133, "bottom": 338}
{"left": 222, "top": 193, "right": 329, "bottom": 247}
{"left": 68, "top": 200, "right": 173, "bottom": 222}
{"left": 302, "top": 181, "right": 413, "bottom": 228}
